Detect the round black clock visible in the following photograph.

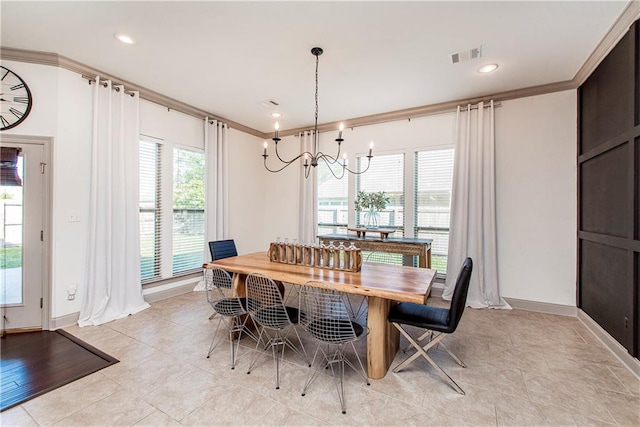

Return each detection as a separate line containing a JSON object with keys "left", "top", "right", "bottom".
{"left": 0, "top": 66, "right": 33, "bottom": 131}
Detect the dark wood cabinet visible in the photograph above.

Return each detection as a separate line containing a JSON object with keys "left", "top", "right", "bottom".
{"left": 578, "top": 20, "right": 639, "bottom": 357}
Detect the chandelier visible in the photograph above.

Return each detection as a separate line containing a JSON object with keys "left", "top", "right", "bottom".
{"left": 262, "top": 47, "right": 373, "bottom": 179}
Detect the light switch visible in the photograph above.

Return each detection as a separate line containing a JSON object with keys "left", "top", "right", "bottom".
{"left": 68, "top": 211, "right": 80, "bottom": 222}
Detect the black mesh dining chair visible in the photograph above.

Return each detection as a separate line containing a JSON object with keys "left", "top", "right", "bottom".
{"left": 209, "top": 239, "right": 238, "bottom": 261}
{"left": 299, "top": 281, "right": 370, "bottom": 414}
{"left": 244, "top": 272, "right": 309, "bottom": 390}
{"left": 207, "top": 239, "right": 239, "bottom": 320}
{"left": 204, "top": 267, "right": 257, "bottom": 369}
{"left": 387, "top": 257, "right": 473, "bottom": 395}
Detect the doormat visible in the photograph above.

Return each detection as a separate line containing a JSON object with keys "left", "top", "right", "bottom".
{"left": 0, "top": 330, "right": 118, "bottom": 412}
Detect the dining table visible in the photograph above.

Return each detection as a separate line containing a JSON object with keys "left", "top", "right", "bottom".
{"left": 204, "top": 251, "right": 436, "bottom": 379}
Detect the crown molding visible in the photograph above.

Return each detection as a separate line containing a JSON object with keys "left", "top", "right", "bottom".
{"left": 278, "top": 80, "right": 576, "bottom": 138}
{"left": 0, "top": 46, "right": 264, "bottom": 138}
{"left": 573, "top": 0, "right": 640, "bottom": 87}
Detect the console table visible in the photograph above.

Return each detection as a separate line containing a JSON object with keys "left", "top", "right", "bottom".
{"left": 318, "top": 233, "right": 433, "bottom": 269}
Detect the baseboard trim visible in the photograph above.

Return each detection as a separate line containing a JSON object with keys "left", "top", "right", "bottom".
{"left": 142, "top": 278, "right": 199, "bottom": 303}
{"left": 578, "top": 309, "right": 640, "bottom": 379}
{"left": 51, "top": 311, "right": 80, "bottom": 330}
{"left": 504, "top": 297, "right": 577, "bottom": 317}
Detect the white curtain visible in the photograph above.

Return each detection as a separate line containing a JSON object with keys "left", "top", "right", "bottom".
{"left": 79, "top": 78, "right": 149, "bottom": 326}
{"left": 205, "top": 118, "right": 229, "bottom": 241}
{"left": 298, "top": 131, "right": 317, "bottom": 244}
{"left": 443, "top": 100, "right": 510, "bottom": 309}
{"left": 194, "top": 118, "right": 229, "bottom": 291}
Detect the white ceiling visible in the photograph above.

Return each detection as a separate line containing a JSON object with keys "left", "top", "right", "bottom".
{"left": 0, "top": 1, "right": 629, "bottom": 133}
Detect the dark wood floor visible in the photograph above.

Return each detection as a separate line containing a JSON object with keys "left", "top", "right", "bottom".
{"left": 0, "top": 330, "right": 118, "bottom": 412}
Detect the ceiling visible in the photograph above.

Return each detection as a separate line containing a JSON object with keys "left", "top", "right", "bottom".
{"left": 0, "top": 1, "right": 630, "bottom": 134}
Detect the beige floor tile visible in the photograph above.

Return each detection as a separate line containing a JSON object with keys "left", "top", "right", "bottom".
{"left": 262, "top": 402, "right": 326, "bottom": 426}
{"left": 608, "top": 365, "right": 640, "bottom": 397}
{"left": 108, "top": 352, "right": 193, "bottom": 396}
{"left": 180, "top": 386, "right": 278, "bottom": 426}
{"left": 596, "top": 389, "right": 640, "bottom": 426}
{"left": 0, "top": 405, "right": 40, "bottom": 427}
{"left": 524, "top": 374, "right": 616, "bottom": 424}
{"left": 52, "top": 389, "right": 155, "bottom": 426}
{"left": 140, "top": 366, "right": 225, "bottom": 421}
{"left": 132, "top": 409, "right": 182, "bottom": 426}
{"left": 378, "top": 397, "right": 470, "bottom": 426}
{"left": 22, "top": 372, "right": 120, "bottom": 426}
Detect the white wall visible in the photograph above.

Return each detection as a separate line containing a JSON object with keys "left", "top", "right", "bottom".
{"left": 227, "top": 128, "right": 267, "bottom": 254}
{"left": 495, "top": 90, "right": 577, "bottom": 306}
{"left": 260, "top": 92, "right": 577, "bottom": 307}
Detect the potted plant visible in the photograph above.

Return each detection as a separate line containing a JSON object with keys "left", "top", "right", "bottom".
{"left": 355, "top": 191, "right": 389, "bottom": 229}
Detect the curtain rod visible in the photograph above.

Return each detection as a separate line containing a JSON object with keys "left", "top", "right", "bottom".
{"left": 457, "top": 101, "right": 502, "bottom": 112}
{"left": 82, "top": 74, "right": 136, "bottom": 97}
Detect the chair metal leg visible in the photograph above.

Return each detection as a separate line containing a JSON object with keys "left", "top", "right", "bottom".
{"left": 302, "top": 342, "right": 369, "bottom": 414}
{"left": 391, "top": 323, "right": 465, "bottom": 395}
{"left": 438, "top": 341, "right": 466, "bottom": 368}
{"left": 207, "top": 317, "right": 225, "bottom": 358}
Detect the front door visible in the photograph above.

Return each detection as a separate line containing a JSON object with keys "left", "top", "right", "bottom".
{"left": 1, "top": 142, "right": 45, "bottom": 331}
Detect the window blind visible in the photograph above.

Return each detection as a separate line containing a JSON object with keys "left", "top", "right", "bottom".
{"left": 317, "top": 161, "right": 348, "bottom": 235}
{"left": 414, "top": 148, "right": 454, "bottom": 274}
{"left": 139, "top": 139, "right": 162, "bottom": 281}
{"left": 356, "top": 153, "right": 405, "bottom": 236}
{"left": 172, "top": 147, "right": 205, "bottom": 274}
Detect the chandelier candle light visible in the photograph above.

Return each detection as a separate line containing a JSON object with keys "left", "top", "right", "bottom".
{"left": 262, "top": 47, "right": 374, "bottom": 179}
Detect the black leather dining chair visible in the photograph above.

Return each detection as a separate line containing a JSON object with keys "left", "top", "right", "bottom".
{"left": 387, "top": 257, "right": 473, "bottom": 394}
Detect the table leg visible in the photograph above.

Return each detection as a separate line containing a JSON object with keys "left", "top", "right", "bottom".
{"left": 366, "top": 297, "right": 399, "bottom": 379}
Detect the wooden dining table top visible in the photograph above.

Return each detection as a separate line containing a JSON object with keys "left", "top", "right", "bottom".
{"left": 204, "top": 251, "right": 435, "bottom": 305}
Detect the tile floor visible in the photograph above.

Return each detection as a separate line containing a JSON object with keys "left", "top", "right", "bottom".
{"left": 2, "top": 290, "right": 639, "bottom": 426}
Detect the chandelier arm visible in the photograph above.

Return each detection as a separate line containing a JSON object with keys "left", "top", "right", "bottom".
{"left": 263, "top": 151, "right": 310, "bottom": 173}
{"left": 317, "top": 156, "right": 346, "bottom": 180}
{"left": 316, "top": 152, "right": 340, "bottom": 165}
{"left": 342, "top": 156, "right": 373, "bottom": 175}
{"left": 263, "top": 157, "right": 297, "bottom": 173}
{"left": 273, "top": 141, "right": 297, "bottom": 164}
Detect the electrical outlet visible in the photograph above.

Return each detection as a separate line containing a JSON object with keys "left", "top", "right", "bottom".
{"left": 624, "top": 316, "right": 628, "bottom": 329}
{"left": 67, "top": 284, "right": 78, "bottom": 301}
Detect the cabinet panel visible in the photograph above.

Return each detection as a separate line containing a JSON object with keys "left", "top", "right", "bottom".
{"left": 580, "top": 241, "right": 633, "bottom": 351}
{"left": 580, "top": 28, "right": 635, "bottom": 154}
{"left": 580, "top": 143, "right": 631, "bottom": 238}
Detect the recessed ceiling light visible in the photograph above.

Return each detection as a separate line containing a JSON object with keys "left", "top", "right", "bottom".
{"left": 478, "top": 63, "right": 498, "bottom": 74}
{"left": 114, "top": 33, "right": 135, "bottom": 44}
{"left": 271, "top": 112, "right": 282, "bottom": 118}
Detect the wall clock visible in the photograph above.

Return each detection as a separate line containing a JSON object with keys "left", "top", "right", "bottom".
{"left": 0, "top": 66, "right": 33, "bottom": 131}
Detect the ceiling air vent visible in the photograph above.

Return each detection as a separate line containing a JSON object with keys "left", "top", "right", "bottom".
{"left": 450, "top": 46, "right": 482, "bottom": 64}
{"left": 259, "top": 99, "right": 280, "bottom": 108}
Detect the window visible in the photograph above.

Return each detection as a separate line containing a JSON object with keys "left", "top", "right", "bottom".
{"left": 357, "top": 153, "right": 405, "bottom": 265}
{"left": 317, "top": 161, "right": 348, "bottom": 235}
{"left": 356, "top": 153, "right": 405, "bottom": 236}
{"left": 139, "top": 139, "right": 162, "bottom": 281}
{"left": 139, "top": 139, "right": 205, "bottom": 283}
{"left": 414, "top": 148, "right": 454, "bottom": 275}
{"left": 172, "top": 147, "right": 205, "bottom": 275}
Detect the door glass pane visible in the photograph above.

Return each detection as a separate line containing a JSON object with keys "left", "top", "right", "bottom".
{"left": 1, "top": 154, "right": 24, "bottom": 305}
